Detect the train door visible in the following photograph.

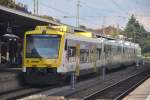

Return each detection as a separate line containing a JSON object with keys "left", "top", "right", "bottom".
{"left": 66, "top": 39, "right": 80, "bottom": 74}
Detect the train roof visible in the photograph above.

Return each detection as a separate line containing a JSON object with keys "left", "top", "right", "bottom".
{"left": 27, "top": 25, "right": 140, "bottom": 49}
{"left": 95, "top": 34, "right": 116, "bottom": 40}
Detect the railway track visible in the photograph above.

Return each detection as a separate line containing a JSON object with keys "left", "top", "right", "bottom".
{"left": 82, "top": 69, "right": 150, "bottom": 100}
{"left": 0, "top": 85, "right": 58, "bottom": 100}
{"left": 0, "top": 68, "right": 24, "bottom": 96}
{"left": 0, "top": 68, "right": 51, "bottom": 100}
{"left": 0, "top": 69, "right": 97, "bottom": 100}
{"left": 62, "top": 67, "right": 150, "bottom": 100}
{"left": 0, "top": 63, "right": 149, "bottom": 100}
{"left": 17, "top": 64, "right": 149, "bottom": 100}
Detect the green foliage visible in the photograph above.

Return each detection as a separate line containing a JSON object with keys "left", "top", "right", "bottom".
{"left": 0, "top": 0, "right": 16, "bottom": 8}
{"left": 143, "top": 53, "right": 150, "bottom": 60}
{"left": 40, "top": 15, "right": 54, "bottom": 20}
{"left": 40, "top": 15, "right": 61, "bottom": 22}
{"left": 0, "top": 0, "right": 29, "bottom": 13}
{"left": 112, "top": 32, "right": 120, "bottom": 38}
{"left": 124, "top": 14, "right": 149, "bottom": 53}
{"left": 79, "top": 25, "right": 87, "bottom": 29}
{"left": 142, "top": 35, "right": 150, "bottom": 53}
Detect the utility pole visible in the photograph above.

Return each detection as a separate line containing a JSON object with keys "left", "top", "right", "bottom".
{"left": 117, "top": 23, "right": 119, "bottom": 34}
{"left": 36, "top": 0, "right": 38, "bottom": 15}
{"left": 102, "top": 16, "right": 106, "bottom": 36}
{"left": 33, "top": 0, "right": 36, "bottom": 14}
{"left": 76, "top": 0, "right": 81, "bottom": 27}
{"left": 33, "top": 0, "right": 38, "bottom": 15}
{"left": 101, "top": 25, "right": 104, "bottom": 35}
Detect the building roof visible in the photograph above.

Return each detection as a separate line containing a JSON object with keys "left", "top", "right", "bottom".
{"left": 0, "top": 5, "right": 60, "bottom": 37}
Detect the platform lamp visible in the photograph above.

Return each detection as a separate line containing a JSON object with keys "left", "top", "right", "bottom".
{"left": 0, "top": 39, "right": 2, "bottom": 64}
{"left": 2, "top": 26, "right": 20, "bottom": 65}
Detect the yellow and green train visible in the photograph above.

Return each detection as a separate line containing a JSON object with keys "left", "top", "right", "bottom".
{"left": 23, "top": 25, "right": 141, "bottom": 84}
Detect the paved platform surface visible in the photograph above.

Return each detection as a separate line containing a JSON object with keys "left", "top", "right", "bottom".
{"left": 123, "top": 78, "right": 150, "bottom": 100}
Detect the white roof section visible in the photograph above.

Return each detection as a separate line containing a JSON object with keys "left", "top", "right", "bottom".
{"left": 0, "top": 5, "right": 60, "bottom": 25}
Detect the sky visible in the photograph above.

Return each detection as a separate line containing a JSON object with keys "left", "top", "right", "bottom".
{"left": 16, "top": 0, "right": 150, "bottom": 31}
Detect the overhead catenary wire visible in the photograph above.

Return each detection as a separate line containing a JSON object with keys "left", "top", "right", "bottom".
{"left": 33, "top": 0, "right": 39, "bottom": 15}
{"left": 81, "top": 0, "right": 121, "bottom": 14}
{"left": 76, "top": 0, "right": 81, "bottom": 27}
{"left": 31, "top": 0, "right": 148, "bottom": 31}
{"left": 111, "top": 0, "right": 130, "bottom": 16}
{"left": 36, "top": 1, "right": 129, "bottom": 23}
{"left": 38, "top": 1, "right": 73, "bottom": 16}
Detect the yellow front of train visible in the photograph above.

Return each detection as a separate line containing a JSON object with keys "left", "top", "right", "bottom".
{"left": 23, "top": 25, "right": 66, "bottom": 84}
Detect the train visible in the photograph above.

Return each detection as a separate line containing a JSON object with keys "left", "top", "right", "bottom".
{"left": 23, "top": 25, "right": 141, "bottom": 85}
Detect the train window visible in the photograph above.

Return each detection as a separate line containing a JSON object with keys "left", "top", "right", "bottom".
{"left": 104, "top": 45, "right": 107, "bottom": 53}
{"left": 104, "top": 45, "right": 108, "bottom": 53}
{"left": 115, "top": 46, "right": 118, "bottom": 54}
{"left": 67, "top": 46, "right": 76, "bottom": 62}
{"left": 104, "top": 45, "right": 112, "bottom": 55}
{"left": 26, "top": 34, "right": 61, "bottom": 59}
{"left": 68, "top": 47, "right": 76, "bottom": 57}
{"left": 134, "top": 49, "right": 136, "bottom": 55}
{"left": 123, "top": 47, "right": 127, "bottom": 56}
{"left": 97, "top": 48, "right": 102, "bottom": 60}
{"left": 108, "top": 45, "right": 112, "bottom": 52}
{"left": 117, "top": 46, "right": 122, "bottom": 53}
{"left": 65, "top": 40, "right": 67, "bottom": 50}
{"left": 80, "top": 49, "right": 89, "bottom": 63}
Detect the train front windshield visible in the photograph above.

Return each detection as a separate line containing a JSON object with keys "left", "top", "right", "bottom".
{"left": 26, "top": 34, "right": 61, "bottom": 59}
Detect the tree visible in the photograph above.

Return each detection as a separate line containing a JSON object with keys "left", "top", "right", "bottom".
{"left": 40, "top": 15, "right": 61, "bottom": 22}
{"left": 79, "top": 25, "right": 87, "bottom": 29}
{"left": 124, "top": 14, "right": 148, "bottom": 53}
{"left": 111, "top": 32, "right": 119, "bottom": 38}
{"left": 0, "top": 0, "right": 16, "bottom": 8}
{"left": 0, "top": 0, "right": 30, "bottom": 13}
{"left": 40, "top": 15, "right": 54, "bottom": 21}
{"left": 143, "top": 35, "right": 150, "bottom": 53}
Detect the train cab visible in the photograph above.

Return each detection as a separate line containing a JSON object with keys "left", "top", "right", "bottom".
{"left": 23, "top": 25, "right": 68, "bottom": 84}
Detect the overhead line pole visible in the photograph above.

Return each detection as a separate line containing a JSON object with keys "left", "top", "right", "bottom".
{"left": 76, "top": 0, "right": 81, "bottom": 27}
{"left": 37, "top": 0, "right": 39, "bottom": 15}
{"left": 33, "top": 0, "right": 36, "bottom": 14}
{"left": 33, "top": 0, "right": 38, "bottom": 15}
{"left": 102, "top": 16, "right": 106, "bottom": 36}
{"left": 111, "top": 0, "right": 129, "bottom": 16}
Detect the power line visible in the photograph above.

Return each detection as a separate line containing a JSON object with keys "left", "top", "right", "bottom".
{"left": 33, "top": 0, "right": 36, "bottom": 14}
{"left": 38, "top": 1, "right": 73, "bottom": 16}
{"left": 82, "top": 1, "right": 119, "bottom": 14}
{"left": 79, "top": 18, "right": 101, "bottom": 28}
{"left": 37, "top": 0, "right": 38, "bottom": 15}
{"left": 33, "top": 0, "right": 38, "bottom": 15}
{"left": 111, "top": 0, "right": 130, "bottom": 16}
{"left": 76, "top": 0, "right": 81, "bottom": 27}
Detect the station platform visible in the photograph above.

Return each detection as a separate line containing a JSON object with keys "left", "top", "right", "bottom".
{"left": 123, "top": 78, "right": 150, "bottom": 100}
